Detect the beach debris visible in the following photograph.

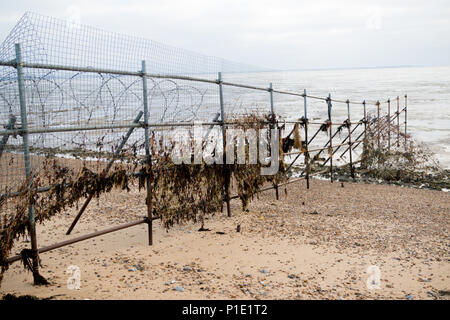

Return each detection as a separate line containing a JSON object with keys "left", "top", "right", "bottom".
{"left": 260, "top": 269, "right": 268, "bottom": 274}
{"left": 282, "top": 137, "right": 294, "bottom": 153}
{"left": 134, "top": 263, "right": 145, "bottom": 271}
{"left": 216, "top": 231, "right": 225, "bottom": 235}
{"left": 439, "top": 290, "right": 450, "bottom": 296}
{"left": 198, "top": 227, "right": 211, "bottom": 232}
{"left": 293, "top": 123, "right": 303, "bottom": 149}
{"left": 174, "top": 286, "right": 185, "bottom": 292}
{"left": 183, "top": 266, "right": 192, "bottom": 271}
{"left": 405, "top": 294, "right": 414, "bottom": 300}
{"left": 236, "top": 224, "right": 241, "bottom": 233}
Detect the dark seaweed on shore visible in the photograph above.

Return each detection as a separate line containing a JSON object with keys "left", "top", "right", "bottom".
{"left": 0, "top": 114, "right": 288, "bottom": 287}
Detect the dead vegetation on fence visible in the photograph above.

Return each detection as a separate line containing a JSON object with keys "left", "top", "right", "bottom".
{"left": 333, "top": 115, "right": 449, "bottom": 190}
{"left": 0, "top": 114, "right": 290, "bottom": 287}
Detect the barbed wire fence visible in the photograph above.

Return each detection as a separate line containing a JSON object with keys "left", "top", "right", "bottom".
{"left": 0, "top": 12, "right": 408, "bottom": 286}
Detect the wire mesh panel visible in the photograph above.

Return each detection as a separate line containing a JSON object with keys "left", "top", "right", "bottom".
{"left": 0, "top": 12, "right": 264, "bottom": 76}
{"left": 0, "top": 12, "right": 269, "bottom": 197}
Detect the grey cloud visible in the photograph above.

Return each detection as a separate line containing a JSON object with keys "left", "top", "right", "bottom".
{"left": 0, "top": 0, "right": 449, "bottom": 69}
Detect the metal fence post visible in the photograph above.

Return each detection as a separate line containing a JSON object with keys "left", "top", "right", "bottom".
{"left": 396, "top": 96, "right": 400, "bottom": 148}
{"left": 327, "top": 94, "right": 333, "bottom": 183}
{"left": 269, "top": 83, "right": 279, "bottom": 200}
{"left": 377, "top": 101, "right": 381, "bottom": 151}
{"left": 218, "top": 72, "right": 231, "bottom": 217}
{"left": 303, "top": 89, "right": 310, "bottom": 189}
{"left": 387, "top": 99, "right": 391, "bottom": 152}
{"left": 404, "top": 94, "right": 408, "bottom": 149}
{"left": 142, "top": 60, "right": 153, "bottom": 246}
{"left": 15, "top": 43, "right": 41, "bottom": 283}
{"left": 363, "top": 100, "right": 367, "bottom": 139}
{"left": 346, "top": 99, "right": 354, "bottom": 179}
{"left": 269, "top": 83, "right": 274, "bottom": 117}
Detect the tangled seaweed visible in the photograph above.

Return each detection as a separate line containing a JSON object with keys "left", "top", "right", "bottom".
{"left": 346, "top": 114, "right": 449, "bottom": 189}
{"left": 0, "top": 114, "right": 290, "bottom": 287}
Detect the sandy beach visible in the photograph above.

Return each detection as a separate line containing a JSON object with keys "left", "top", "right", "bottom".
{"left": 0, "top": 178, "right": 449, "bottom": 300}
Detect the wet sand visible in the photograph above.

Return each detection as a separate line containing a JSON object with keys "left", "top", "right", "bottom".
{"left": 1, "top": 178, "right": 449, "bottom": 300}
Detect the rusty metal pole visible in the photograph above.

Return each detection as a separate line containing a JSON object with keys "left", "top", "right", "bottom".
{"left": 327, "top": 94, "right": 333, "bottom": 183}
{"left": 142, "top": 60, "right": 153, "bottom": 245}
{"left": 7, "top": 219, "right": 150, "bottom": 264}
{"left": 387, "top": 99, "right": 391, "bottom": 152}
{"left": 397, "top": 96, "right": 400, "bottom": 148}
{"left": 303, "top": 89, "right": 310, "bottom": 189}
{"left": 15, "top": 43, "right": 41, "bottom": 284}
{"left": 363, "top": 100, "right": 367, "bottom": 140}
{"left": 269, "top": 83, "right": 279, "bottom": 200}
{"left": 218, "top": 72, "right": 231, "bottom": 217}
{"left": 377, "top": 101, "right": 381, "bottom": 152}
{"left": 346, "top": 100, "right": 354, "bottom": 180}
{"left": 404, "top": 94, "right": 408, "bottom": 149}
{"left": 361, "top": 100, "right": 368, "bottom": 169}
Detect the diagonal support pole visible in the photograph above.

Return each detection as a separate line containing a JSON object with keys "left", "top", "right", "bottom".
{"left": 322, "top": 120, "right": 362, "bottom": 167}
{"left": 285, "top": 124, "right": 323, "bottom": 173}
{"left": 340, "top": 110, "right": 401, "bottom": 158}
{"left": 66, "top": 111, "right": 144, "bottom": 235}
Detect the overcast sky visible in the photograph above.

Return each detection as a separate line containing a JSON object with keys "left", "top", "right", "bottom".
{"left": 1, "top": 0, "right": 449, "bottom": 70}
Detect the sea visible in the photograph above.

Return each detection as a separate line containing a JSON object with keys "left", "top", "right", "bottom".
{"left": 223, "top": 65, "right": 450, "bottom": 169}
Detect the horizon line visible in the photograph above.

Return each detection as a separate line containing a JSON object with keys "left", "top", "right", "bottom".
{"left": 261, "top": 64, "right": 450, "bottom": 73}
